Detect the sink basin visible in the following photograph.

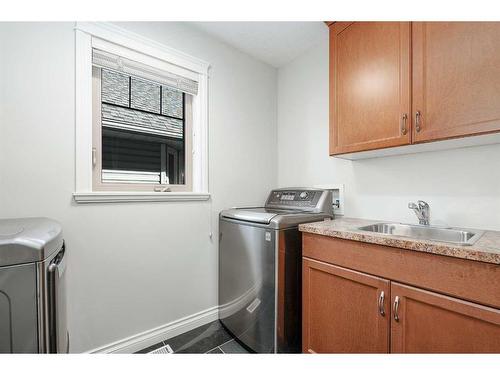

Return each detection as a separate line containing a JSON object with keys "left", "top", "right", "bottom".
{"left": 356, "top": 223, "right": 483, "bottom": 246}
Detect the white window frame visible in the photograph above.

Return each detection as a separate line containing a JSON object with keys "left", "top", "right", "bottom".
{"left": 73, "top": 22, "right": 210, "bottom": 203}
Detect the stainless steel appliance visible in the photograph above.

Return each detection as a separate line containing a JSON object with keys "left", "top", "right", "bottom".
{"left": 219, "top": 188, "right": 333, "bottom": 353}
{"left": 0, "top": 218, "right": 68, "bottom": 353}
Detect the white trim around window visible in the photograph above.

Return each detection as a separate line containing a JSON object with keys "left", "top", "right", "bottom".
{"left": 73, "top": 191, "right": 210, "bottom": 204}
{"left": 74, "top": 22, "right": 210, "bottom": 203}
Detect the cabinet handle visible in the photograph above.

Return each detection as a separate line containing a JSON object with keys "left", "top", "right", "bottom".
{"left": 415, "top": 111, "right": 422, "bottom": 132}
{"left": 378, "top": 291, "right": 385, "bottom": 316}
{"left": 400, "top": 113, "right": 408, "bottom": 135}
{"left": 393, "top": 296, "right": 400, "bottom": 322}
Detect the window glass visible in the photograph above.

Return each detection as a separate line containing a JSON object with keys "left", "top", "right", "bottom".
{"left": 98, "top": 68, "right": 186, "bottom": 186}
{"left": 102, "top": 134, "right": 162, "bottom": 184}
{"left": 101, "top": 70, "right": 129, "bottom": 107}
{"left": 131, "top": 77, "right": 161, "bottom": 113}
{"left": 162, "top": 86, "right": 184, "bottom": 118}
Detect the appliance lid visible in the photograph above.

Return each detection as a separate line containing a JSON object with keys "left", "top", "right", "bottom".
{"left": 0, "top": 217, "right": 63, "bottom": 267}
{"left": 220, "top": 207, "right": 306, "bottom": 224}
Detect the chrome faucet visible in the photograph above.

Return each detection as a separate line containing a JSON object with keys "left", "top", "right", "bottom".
{"left": 408, "top": 200, "right": 430, "bottom": 225}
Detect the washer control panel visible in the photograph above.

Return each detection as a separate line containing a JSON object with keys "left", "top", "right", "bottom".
{"left": 266, "top": 189, "right": 322, "bottom": 209}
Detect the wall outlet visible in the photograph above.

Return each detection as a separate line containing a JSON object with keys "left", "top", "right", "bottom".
{"left": 314, "top": 184, "right": 345, "bottom": 216}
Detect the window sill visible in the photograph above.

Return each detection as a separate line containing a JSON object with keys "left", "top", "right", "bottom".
{"left": 73, "top": 191, "right": 210, "bottom": 204}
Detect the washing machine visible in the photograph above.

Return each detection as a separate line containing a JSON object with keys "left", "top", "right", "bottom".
{"left": 219, "top": 188, "right": 333, "bottom": 353}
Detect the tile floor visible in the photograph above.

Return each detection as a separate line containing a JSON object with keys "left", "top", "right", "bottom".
{"left": 136, "top": 320, "right": 251, "bottom": 354}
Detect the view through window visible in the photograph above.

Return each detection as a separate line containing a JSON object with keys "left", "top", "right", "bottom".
{"left": 95, "top": 67, "right": 188, "bottom": 186}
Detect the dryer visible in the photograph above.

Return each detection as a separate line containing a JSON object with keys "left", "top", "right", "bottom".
{"left": 0, "top": 218, "right": 68, "bottom": 353}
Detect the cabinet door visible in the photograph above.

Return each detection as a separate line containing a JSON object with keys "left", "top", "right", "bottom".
{"left": 391, "top": 282, "right": 500, "bottom": 353}
{"left": 302, "top": 258, "right": 390, "bottom": 353}
{"left": 329, "top": 22, "right": 411, "bottom": 155}
{"left": 412, "top": 22, "right": 500, "bottom": 142}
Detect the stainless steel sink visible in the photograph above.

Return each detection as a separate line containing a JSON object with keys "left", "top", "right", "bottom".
{"left": 356, "top": 222, "right": 483, "bottom": 246}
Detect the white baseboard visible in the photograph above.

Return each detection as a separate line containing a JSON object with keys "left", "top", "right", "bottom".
{"left": 218, "top": 282, "right": 260, "bottom": 320}
{"left": 87, "top": 306, "right": 219, "bottom": 354}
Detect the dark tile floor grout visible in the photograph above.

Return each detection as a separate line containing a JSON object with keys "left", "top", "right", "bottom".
{"left": 204, "top": 338, "right": 249, "bottom": 354}
{"left": 136, "top": 320, "right": 250, "bottom": 354}
{"left": 201, "top": 338, "right": 231, "bottom": 354}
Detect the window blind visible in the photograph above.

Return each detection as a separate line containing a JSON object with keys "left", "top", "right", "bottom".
{"left": 92, "top": 48, "right": 198, "bottom": 96}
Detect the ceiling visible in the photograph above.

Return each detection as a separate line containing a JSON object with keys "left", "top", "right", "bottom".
{"left": 190, "top": 22, "right": 326, "bottom": 68}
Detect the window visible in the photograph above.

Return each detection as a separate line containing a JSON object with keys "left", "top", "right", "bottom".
{"left": 92, "top": 50, "right": 195, "bottom": 192}
{"left": 74, "top": 23, "right": 209, "bottom": 203}
{"left": 93, "top": 67, "right": 192, "bottom": 190}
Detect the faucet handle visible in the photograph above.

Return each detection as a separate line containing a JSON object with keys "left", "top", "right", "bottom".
{"left": 409, "top": 200, "right": 430, "bottom": 225}
{"left": 408, "top": 202, "right": 418, "bottom": 210}
{"left": 417, "top": 200, "right": 429, "bottom": 209}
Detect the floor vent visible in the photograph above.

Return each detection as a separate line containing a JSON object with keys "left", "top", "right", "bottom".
{"left": 149, "top": 344, "right": 174, "bottom": 354}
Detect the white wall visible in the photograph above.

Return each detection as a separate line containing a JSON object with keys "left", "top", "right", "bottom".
{"left": 0, "top": 35, "right": 4, "bottom": 214}
{"left": 0, "top": 22, "right": 277, "bottom": 352}
{"left": 277, "top": 28, "right": 500, "bottom": 231}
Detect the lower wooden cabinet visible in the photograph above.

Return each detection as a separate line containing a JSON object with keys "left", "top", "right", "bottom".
{"left": 391, "top": 283, "right": 500, "bottom": 353}
{"left": 302, "top": 258, "right": 390, "bottom": 353}
{"left": 302, "top": 255, "right": 500, "bottom": 353}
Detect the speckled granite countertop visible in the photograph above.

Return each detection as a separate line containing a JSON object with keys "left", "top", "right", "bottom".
{"left": 299, "top": 217, "right": 500, "bottom": 265}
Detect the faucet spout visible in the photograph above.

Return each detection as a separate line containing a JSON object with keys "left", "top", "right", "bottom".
{"left": 408, "top": 200, "right": 430, "bottom": 225}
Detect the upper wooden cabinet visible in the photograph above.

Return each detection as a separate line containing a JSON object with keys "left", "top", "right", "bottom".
{"left": 329, "top": 22, "right": 411, "bottom": 154}
{"left": 329, "top": 22, "right": 500, "bottom": 156}
{"left": 412, "top": 22, "right": 500, "bottom": 143}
